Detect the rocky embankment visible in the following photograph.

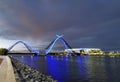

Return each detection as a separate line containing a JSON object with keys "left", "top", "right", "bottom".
{"left": 10, "top": 57, "right": 57, "bottom": 82}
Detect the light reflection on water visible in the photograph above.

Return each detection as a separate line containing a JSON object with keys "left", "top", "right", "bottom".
{"left": 13, "top": 56, "right": 120, "bottom": 82}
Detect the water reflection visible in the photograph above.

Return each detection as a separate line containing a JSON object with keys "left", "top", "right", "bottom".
{"left": 88, "top": 56, "right": 120, "bottom": 82}
{"left": 88, "top": 57, "right": 107, "bottom": 82}
{"left": 45, "top": 56, "right": 89, "bottom": 82}
{"left": 13, "top": 56, "right": 120, "bottom": 82}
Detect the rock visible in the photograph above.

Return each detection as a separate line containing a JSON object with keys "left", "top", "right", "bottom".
{"left": 10, "top": 57, "right": 57, "bottom": 82}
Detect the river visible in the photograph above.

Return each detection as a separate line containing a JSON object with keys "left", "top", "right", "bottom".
{"left": 12, "top": 56, "right": 120, "bottom": 82}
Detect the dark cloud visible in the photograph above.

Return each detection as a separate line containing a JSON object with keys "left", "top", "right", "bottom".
{"left": 0, "top": 0, "right": 120, "bottom": 50}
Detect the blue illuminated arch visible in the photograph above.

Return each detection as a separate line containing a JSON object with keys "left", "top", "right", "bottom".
{"left": 45, "top": 35, "right": 71, "bottom": 55}
{"left": 8, "top": 41, "right": 40, "bottom": 55}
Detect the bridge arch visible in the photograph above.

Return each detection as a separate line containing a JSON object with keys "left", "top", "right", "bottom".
{"left": 8, "top": 41, "right": 40, "bottom": 55}
{"left": 45, "top": 35, "right": 72, "bottom": 55}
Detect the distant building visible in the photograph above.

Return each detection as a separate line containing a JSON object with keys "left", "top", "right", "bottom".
{"left": 65, "top": 48, "right": 103, "bottom": 55}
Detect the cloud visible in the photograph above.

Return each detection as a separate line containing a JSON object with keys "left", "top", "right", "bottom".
{"left": 0, "top": 0, "right": 120, "bottom": 50}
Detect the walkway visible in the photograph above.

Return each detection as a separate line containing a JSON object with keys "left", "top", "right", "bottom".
{"left": 0, "top": 56, "right": 16, "bottom": 82}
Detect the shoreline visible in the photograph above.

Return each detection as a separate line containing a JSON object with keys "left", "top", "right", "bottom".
{"left": 10, "top": 57, "right": 57, "bottom": 82}
{"left": 8, "top": 54, "right": 120, "bottom": 57}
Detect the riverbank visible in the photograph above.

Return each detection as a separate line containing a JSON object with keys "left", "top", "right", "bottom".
{"left": 41, "top": 53, "right": 120, "bottom": 56}
{"left": 89, "top": 53, "right": 120, "bottom": 56}
{"left": 10, "top": 57, "right": 57, "bottom": 82}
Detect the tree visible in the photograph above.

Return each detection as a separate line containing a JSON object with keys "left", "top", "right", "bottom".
{"left": 0, "top": 48, "right": 8, "bottom": 55}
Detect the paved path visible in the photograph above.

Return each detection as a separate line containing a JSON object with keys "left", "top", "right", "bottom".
{"left": 0, "top": 56, "right": 16, "bottom": 82}
{"left": 0, "top": 58, "right": 3, "bottom": 64}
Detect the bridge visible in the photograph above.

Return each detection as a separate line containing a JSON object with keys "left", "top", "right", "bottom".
{"left": 7, "top": 35, "right": 76, "bottom": 55}
{"left": 45, "top": 35, "right": 73, "bottom": 55}
{"left": 7, "top": 41, "right": 40, "bottom": 55}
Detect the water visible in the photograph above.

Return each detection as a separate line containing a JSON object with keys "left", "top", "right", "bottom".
{"left": 13, "top": 56, "right": 120, "bottom": 82}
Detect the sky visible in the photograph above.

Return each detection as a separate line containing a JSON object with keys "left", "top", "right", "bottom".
{"left": 0, "top": 0, "right": 120, "bottom": 51}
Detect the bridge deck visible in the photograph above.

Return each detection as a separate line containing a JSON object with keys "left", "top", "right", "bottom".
{"left": 8, "top": 53, "right": 37, "bottom": 55}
